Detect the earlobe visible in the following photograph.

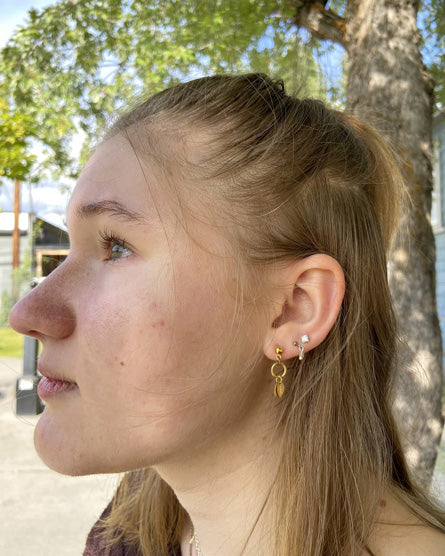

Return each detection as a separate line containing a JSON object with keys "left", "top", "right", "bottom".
{"left": 263, "top": 255, "right": 345, "bottom": 361}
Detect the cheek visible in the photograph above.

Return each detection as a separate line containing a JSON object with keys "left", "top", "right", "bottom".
{"left": 74, "top": 255, "right": 237, "bottom": 421}
{"left": 75, "top": 270, "right": 176, "bottom": 397}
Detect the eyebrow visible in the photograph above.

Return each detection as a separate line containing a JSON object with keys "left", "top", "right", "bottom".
{"left": 75, "top": 200, "right": 148, "bottom": 226}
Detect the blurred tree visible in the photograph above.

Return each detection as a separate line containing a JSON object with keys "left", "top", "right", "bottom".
{"left": 0, "top": 98, "right": 35, "bottom": 182}
{"left": 421, "top": 0, "right": 445, "bottom": 106}
{"left": 1, "top": 0, "right": 444, "bottom": 484}
{"left": 0, "top": 0, "right": 328, "bottom": 175}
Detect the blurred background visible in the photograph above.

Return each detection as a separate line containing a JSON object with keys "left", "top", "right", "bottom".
{"left": 0, "top": 1, "right": 444, "bottom": 554}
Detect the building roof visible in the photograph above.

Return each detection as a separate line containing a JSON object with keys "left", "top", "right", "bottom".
{"left": 0, "top": 212, "right": 67, "bottom": 234}
{"left": 0, "top": 212, "right": 29, "bottom": 233}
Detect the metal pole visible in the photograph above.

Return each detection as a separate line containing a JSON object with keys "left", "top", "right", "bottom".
{"left": 16, "top": 333, "right": 42, "bottom": 415}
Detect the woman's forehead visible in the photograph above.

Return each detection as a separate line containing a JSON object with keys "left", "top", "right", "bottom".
{"left": 64, "top": 134, "right": 227, "bottom": 256}
{"left": 77, "top": 135, "right": 141, "bottom": 187}
{"left": 66, "top": 136, "right": 159, "bottom": 223}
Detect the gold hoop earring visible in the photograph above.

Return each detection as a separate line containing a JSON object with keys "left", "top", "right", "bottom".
{"left": 271, "top": 347, "right": 287, "bottom": 398}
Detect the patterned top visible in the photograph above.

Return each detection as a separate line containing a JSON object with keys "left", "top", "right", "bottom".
{"left": 83, "top": 504, "right": 181, "bottom": 556}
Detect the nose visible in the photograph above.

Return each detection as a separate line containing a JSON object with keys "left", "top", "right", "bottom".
{"left": 8, "top": 266, "right": 76, "bottom": 341}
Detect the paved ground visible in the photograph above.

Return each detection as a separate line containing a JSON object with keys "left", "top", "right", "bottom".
{"left": 0, "top": 358, "right": 119, "bottom": 556}
{"left": 1, "top": 357, "right": 445, "bottom": 556}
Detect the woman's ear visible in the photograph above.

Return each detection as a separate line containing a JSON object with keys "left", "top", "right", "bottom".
{"left": 263, "top": 254, "right": 345, "bottom": 361}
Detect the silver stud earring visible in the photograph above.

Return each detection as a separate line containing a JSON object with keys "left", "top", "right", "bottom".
{"left": 293, "top": 334, "right": 309, "bottom": 360}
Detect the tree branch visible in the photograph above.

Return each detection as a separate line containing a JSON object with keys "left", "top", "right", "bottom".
{"left": 295, "top": 2, "right": 347, "bottom": 49}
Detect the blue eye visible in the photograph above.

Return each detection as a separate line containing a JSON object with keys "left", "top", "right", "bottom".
{"left": 99, "top": 230, "right": 133, "bottom": 262}
{"left": 110, "top": 243, "right": 132, "bottom": 260}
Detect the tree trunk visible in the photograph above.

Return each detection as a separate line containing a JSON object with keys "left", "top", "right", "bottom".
{"left": 345, "top": 0, "right": 442, "bottom": 486}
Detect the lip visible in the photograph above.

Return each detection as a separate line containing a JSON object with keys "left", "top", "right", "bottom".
{"left": 37, "top": 360, "right": 78, "bottom": 400}
{"left": 37, "top": 376, "right": 78, "bottom": 399}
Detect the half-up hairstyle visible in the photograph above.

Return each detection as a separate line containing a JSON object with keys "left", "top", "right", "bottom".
{"left": 99, "top": 74, "right": 445, "bottom": 556}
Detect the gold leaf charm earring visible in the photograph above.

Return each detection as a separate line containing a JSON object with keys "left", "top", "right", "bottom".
{"left": 271, "top": 347, "right": 287, "bottom": 398}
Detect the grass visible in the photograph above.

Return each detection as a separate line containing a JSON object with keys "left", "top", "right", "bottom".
{"left": 0, "top": 327, "right": 24, "bottom": 358}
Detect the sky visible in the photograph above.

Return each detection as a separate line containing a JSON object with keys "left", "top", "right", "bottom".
{"left": 1, "top": 0, "right": 70, "bottom": 227}
{"left": 0, "top": 0, "right": 54, "bottom": 48}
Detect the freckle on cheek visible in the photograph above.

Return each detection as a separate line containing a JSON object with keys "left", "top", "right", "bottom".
{"left": 120, "top": 361, "right": 125, "bottom": 367}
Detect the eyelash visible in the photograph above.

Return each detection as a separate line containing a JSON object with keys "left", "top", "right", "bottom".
{"left": 98, "top": 229, "right": 133, "bottom": 262}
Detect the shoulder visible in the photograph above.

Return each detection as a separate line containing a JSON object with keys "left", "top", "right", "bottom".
{"left": 83, "top": 503, "right": 143, "bottom": 556}
{"left": 369, "top": 523, "right": 445, "bottom": 556}
{"left": 368, "top": 493, "right": 445, "bottom": 556}
{"left": 83, "top": 526, "right": 143, "bottom": 556}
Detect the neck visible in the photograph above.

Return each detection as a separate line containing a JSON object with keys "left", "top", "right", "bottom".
{"left": 155, "top": 402, "right": 282, "bottom": 556}
{"left": 179, "top": 450, "right": 278, "bottom": 556}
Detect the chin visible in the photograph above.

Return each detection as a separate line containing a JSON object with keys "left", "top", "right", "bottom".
{"left": 33, "top": 411, "right": 93, "bottom": 476}
{"left": 33, "top": 412, "right": 151, "bottom": 476}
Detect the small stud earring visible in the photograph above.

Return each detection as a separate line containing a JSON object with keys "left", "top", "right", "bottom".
{"left": 293, "top": 334, "right": 309, "bottom": 360}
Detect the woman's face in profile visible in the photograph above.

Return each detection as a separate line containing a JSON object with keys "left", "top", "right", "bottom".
{"left": 9, "top": 134, "right": 269, "bottom": 476}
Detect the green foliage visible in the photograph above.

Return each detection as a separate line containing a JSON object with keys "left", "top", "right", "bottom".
{"left": 0, "top": 98, "right": 36, "bottom": 182}
{"left": 420, "top": 0, "right": 445, "bottom": 107}
{"left": 0, "top": 291, "right": 16, "bottom": 328}
{"left": 0, "top": 231, "right": 35, "bottom": 327}
{"left": 11, "top": 247, "right": 33, "bottom": 301}
{"left": 1, "top": 266, "right": 32, "bottom": 328}
{"left": 2, "top": 0, "right": 441, "bottom": 177}
{"left": 0, "top": 0, "right": 330, "bottom": 177}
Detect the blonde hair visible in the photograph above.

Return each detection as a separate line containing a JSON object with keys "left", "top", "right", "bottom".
{"left": 99, "top": 74, "right": 445, "bottom": 555}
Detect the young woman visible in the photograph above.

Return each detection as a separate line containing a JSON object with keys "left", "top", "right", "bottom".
{"left": 9, "top": 73, "right": 445, "bottom": 555}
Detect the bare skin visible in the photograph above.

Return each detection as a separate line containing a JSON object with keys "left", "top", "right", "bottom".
{"left": 177, "top": 487, "right": 445, "bottom": 555}
{"left": 368, "top": 492, "right": 445, "bottom": 556}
